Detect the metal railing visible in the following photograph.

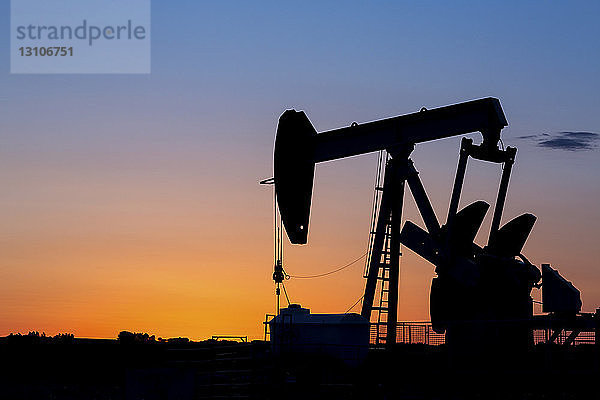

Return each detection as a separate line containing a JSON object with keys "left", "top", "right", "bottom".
{"left": 211, "top": 335, "right": 248, "bottom": 343}
{"left": 532, "top": 329, "right": 596, "bottom": 346}
{"left": 265, "top": 317, "right": 597, "bottom": 347}
{"left": 370, "top": 322, "right": 445, "bottom": 346}
{"left": 370, "top": 322, "right": 598, "bottom": 346}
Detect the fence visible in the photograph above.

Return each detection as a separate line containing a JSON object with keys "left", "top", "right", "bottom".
{"left": 371, "top": 322, "right": 597, "bottom": 346}
{"left": 532, "top": 329, "right": 596, "bottom": 346}
{"left": 211, "top": 335, "right": 248, "bottom": 343}
{"left": 265, "top": 315, "right": 597, "bottom": 347}
{"left": 369, "top": 322, "right": 445, "bottom": 346}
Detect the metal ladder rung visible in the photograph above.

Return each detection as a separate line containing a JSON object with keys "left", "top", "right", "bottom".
{"left": 371, "top": 307, "right": 389, "bottom": 312}
{"left": 370, "top": 231, "right": 392, "bottom": 236}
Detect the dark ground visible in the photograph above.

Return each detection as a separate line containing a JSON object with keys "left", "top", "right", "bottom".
{"left": 0, "top": 335, "right": 597, "bottom": 399}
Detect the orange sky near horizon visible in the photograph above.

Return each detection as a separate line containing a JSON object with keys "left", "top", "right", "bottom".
{"left": 1, "top": 2, "right": 599, "bottom": 342}
{"left": 1, "top": 133, "right": 598, "bottom": 341}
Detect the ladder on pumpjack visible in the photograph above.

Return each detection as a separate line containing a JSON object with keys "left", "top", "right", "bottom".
{"left": 364, "top": 151, "right": 399, "bottom": 346}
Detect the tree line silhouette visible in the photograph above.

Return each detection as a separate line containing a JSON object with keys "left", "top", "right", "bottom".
{"left": 2, "top": 330, "right": 192, "bottom": 345}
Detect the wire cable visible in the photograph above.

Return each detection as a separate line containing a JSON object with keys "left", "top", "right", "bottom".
{"left": 273, "top": 191, "right": 277, "bottom": 264}
{"left": 344, "top": 294, "right": 365, "bottom": 313}
{"left": 281, "top": 282, "right": 291, "bottom": 306}
{"left": 286, "top": 251, "right": 368, "bottom": 279}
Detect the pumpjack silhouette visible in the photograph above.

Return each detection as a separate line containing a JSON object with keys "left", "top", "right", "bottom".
{"left": 273, "top": 98, "right": 586, "bottom": 362}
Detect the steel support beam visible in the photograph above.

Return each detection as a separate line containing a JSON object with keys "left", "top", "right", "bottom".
{"left": 386, "top": 165, "right": 405, "bottom": 346}
{"left": 488, "top": 147, "right": 517, "bottom": 246}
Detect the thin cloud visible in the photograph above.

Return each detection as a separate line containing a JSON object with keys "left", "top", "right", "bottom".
{"left": 517, "top": 131, "right": 599, "bottom": 151}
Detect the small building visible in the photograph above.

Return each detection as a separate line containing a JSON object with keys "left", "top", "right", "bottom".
{"left": 268, "top": 304, "right": 369, "bottom": 366}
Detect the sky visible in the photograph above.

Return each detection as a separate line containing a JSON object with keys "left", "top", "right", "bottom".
{"left": 0, "top": 1, "right": 598, "bottom": 340}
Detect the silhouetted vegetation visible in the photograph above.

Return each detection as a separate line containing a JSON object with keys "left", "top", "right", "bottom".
{"left": 6, "top": 331, "right": 75, "bottom": 344}
{"left": 116, "top": 331, "right": 192, "bottom": 345}
{"left": 117, "top": 330, "right": 156, "bottom": 344}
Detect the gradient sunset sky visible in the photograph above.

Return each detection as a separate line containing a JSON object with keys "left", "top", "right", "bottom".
{"left": 0, "top": 1, "right": 599, "bottom": 340}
